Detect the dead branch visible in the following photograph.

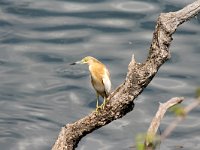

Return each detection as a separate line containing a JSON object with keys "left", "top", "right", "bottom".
{"left": 161, "top": 98, "right": 200, "bottom": 141}
{"left": 52, "top": 1, "right": 200, "bottom": 150}
{"left": 145, "top": 97, "right": 200, "bottom": 150}
{"left": 145, "top": 97, "right": 184, "bottom": 149}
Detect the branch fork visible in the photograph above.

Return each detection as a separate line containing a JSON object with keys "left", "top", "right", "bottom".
{"left": 52, "top": 1, "right": 200, "bottom": 149}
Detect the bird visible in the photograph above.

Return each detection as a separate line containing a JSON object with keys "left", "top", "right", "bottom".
{"left": 70, "top": 56, "right": 111, "bottom": 112}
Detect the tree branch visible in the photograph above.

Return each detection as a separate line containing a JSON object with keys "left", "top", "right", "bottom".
{"left": 144, "top": 97, "right": 200, "bottom": 150}
{"left": 144, "top": 97, "right": 184, "bottom": 149}
{"left": 161, "top": 98, "right": 200, "bottom": 141}
{"left": 52, "top": 1, "right": 200, "bottom": 150}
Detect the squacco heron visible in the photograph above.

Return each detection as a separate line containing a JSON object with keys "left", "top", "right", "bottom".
{"left": 70, "top": 56, "right": 111, "bottom": 111}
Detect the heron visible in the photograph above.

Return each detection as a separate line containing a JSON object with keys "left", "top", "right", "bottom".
{"left": 70, "top": 56, "right": 111, "bottom": 112}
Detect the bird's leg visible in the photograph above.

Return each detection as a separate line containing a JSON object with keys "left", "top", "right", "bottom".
{"left": 101, "top": 97, "right": 108, "bottom": 109}
{"left": 95, "top": 94, "right": 101, "bottom": 112}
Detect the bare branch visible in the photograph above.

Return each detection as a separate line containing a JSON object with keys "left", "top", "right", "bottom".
{"left": 52, "top": 1, "right": 200, "bottom": 150}
{"left": 144, "top": 97, "right": 184, "bottom": 149}
{"left": 145, "top": 98, "right": 200, "bottom": 150}
{"left": 161, "top": 98, "right": 200, "bottom": 141}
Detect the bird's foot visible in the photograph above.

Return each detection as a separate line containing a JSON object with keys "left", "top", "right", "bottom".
{"left": 99, "top": 104, "right": 104, "bottom": 110}
{"left": 100, "top": 98, "right": 108, "bottom": 109}
{"left": 94, "top": 106, "right": 101, "bottom": 114}
{"left": 94, "top": 99, "right": 108, "bottom": 113}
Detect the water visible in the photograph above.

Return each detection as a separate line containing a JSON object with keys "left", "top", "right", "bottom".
{"left": 0, "top": 0, "right": 199, "bottom": 150}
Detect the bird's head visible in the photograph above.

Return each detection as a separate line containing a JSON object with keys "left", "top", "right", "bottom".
{"left": 70, "top": 56, "right": 96, "bottom": 65}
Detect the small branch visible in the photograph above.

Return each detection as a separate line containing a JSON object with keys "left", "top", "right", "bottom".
{"left": 145, "top": 97, "right": 184, "bottom": 148}
{"left": 145, "top": 98, "right": 200, "bottom": 150}
{"left": 52, "top": 1, "right": 200, "bottom": 150}
{"left": 161, "top": 98, "right": 200, "bottom": 141}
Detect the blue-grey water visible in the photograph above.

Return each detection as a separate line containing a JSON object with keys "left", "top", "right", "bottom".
{"left": 0, "top": 0, "right": 200, "bottom": 150}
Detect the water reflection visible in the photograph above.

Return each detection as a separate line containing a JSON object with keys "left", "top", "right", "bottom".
{"left": 112, "top": 1, "right": 159, "bottom": 12}
{"left": 0, "top": 0, "right": 199, "bottom": 150}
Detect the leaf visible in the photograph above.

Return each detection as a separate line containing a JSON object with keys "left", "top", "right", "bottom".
{"left": 195, "top": 87, "right": 200, "bottom": 98}
{"left": 169, "top": 105, "right": 185, "bottom": 117}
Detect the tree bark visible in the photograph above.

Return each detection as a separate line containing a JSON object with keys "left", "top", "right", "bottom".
{"left": 52, "top": 1, "right": 200, "bottom": 150}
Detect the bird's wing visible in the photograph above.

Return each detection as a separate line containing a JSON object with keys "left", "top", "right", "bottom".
{"left": 103, "top": 69, "right": 111, "bottom": 95}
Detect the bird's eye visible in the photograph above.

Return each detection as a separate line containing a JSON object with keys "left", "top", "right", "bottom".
{"left": 83, "top": 58, "right": 88, "bottom": 63}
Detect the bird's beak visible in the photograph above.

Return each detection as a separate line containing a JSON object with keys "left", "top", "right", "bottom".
{"left": 70, "top": 60, "right": 83, "bottom": 65}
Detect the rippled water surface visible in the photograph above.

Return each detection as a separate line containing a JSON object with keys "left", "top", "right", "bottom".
{"left": 0, "top": 0, "right": 200, "bottom": 150}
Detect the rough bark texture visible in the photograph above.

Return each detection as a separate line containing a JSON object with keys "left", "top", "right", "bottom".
{"left": 52, "top": 1, "right": 200, "bottom": 150}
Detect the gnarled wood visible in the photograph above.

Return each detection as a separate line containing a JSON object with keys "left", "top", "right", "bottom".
{"left": 52, "top": 1, "right": 200, "bottom": 150}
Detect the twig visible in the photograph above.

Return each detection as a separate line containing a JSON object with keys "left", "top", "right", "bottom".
{"left": 161, "top": 98, "right": 200, "bottom": 141}
{"left": 145, "top": 97, "right": 184, "bottom": 148}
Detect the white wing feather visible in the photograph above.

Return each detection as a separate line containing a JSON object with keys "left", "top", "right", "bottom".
{"left": 103, "top": 68, "right": 111, "bottom": 95}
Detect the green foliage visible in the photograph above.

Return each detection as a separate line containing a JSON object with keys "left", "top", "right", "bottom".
{"left": 135, "top": 133, "right": 159, "bottom": 150}
{"left": 169, "top": 105, "right": 185, "bottom": 117}
{"left": 145, "top": 133, "right": 154, "bottom": 146}
{"left": 136, "top": 134, "right": 145, "bottom": 150}
{"left": 195, "top": 87, "right": 200, "bottom": 98}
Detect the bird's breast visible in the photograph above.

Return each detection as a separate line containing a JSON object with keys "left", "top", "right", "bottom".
{"left": 91, "top": 75, "right": 104, "bottom": 92}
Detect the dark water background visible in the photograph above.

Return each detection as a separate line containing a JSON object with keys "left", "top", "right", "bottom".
{"left": 0, "top": 0, "right": 200, "bottom": 150}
